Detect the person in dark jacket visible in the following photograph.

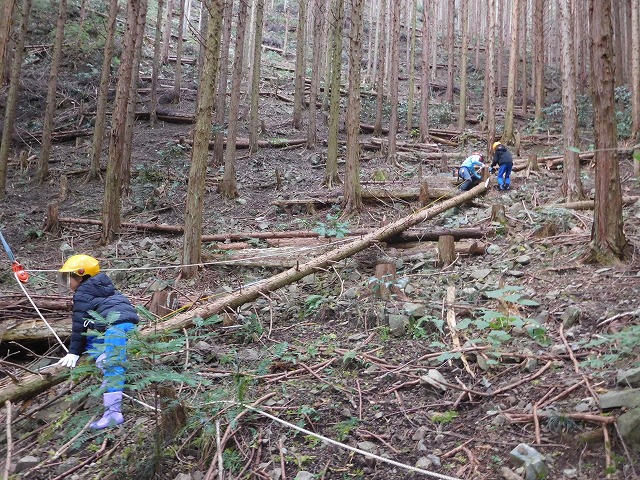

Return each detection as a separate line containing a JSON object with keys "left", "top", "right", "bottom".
{"left": 56, "top": 254, "right": 139, "bottom": 429}
{"left": 490, "top": 141, "right": 513, "bottom": 190}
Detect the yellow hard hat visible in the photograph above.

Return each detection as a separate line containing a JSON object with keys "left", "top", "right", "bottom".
{"left": 59, "top": 254, "right": 100, "bottom": 277}
{"left": 492, "top": 141, "right": 502, "bottom": 151}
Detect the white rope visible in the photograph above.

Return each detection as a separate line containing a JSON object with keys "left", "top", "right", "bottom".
{"left": 210, "top": 401, "right": 463, "bottom": 480}
{"left": 13, "top": 272, "right": 68, "bottom": 352}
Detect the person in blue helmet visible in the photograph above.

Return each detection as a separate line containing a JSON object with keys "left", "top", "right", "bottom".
{"left": 458, "top": 152, "right": 486, "bottom": 191}
{"left": 490, "top": 141, "right": 513, "bottom": 190}
{"left": 56, "top": 254, "right": 139, "bottom": 430}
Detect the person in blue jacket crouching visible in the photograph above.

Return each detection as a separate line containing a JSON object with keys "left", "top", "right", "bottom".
{"left": 56, "top": 254, "right": 139, "bottom": 430}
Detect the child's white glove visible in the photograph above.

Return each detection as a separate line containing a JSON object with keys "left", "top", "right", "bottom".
{"left": 57, "top": 353, "right": 80, "bottom": 368}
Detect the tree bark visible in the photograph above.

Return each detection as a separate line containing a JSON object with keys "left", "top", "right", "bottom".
{"left": 457, "top": 0, "right": 468, "bottom": 131}
{"left": 533, "top": 0, "right": 544, "bottom": 124}
{"left": 0, "top": 0, "right": 17, "bottom": 86}
{"left": 632, "top": 0, "right": 640, "bottom": 141}
{"left": 292, "top": 0, "right": 307, "bottom": 130}
{"left": 248, "top": 0, "right": 264, "bottom": 153}
{"left": 501, "top": 0, "right": 519, "bottom": 144}
{"left": 419, "top": 0, "right": 430, "bottom": 142}
{"left": 150, "top": 0, "right": 165, "bottom": 126}
{"left": 307, "top": 0, "right": 324, "bottom": 149}
{"left": 324, "top": 0, "right": 344, "bottom": 188}
{"left": 559, "top": 0, "right": 583, "bottom": 201}
{"left": 387, "top": 0, "right": 400, "bottom": 165}
{"left": 173, "top": 0, "right": 186, "bottom": 102}
{"left": 212, "top": 0, "right": 232, "bottom": 166}
{"left": 343, "top": 0, "right": 364, "bottom": 213}
{"left": 219, "top": 0, "right": 248, "bottom": 199}
{"left": 0, "top": 0, "right": 31, "bottom": 199}
{"left": 584, "top": 0, "right": 628, "bottom": 263}
{"left": 181, "top": 0, "right": 223, "bottom": 278}
{"left": 101, "top": 0, "right": 144, "bottom": 244}
{"left": 373, "top": 0, "right": 387, "bottom": 136}
{"left": 37, "top": 0, "right": 67, "bottom": 184}
{"left": 444, "top": 0, "right": 455, "bottom": 104}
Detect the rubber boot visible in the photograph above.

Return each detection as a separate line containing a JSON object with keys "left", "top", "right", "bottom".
{"left": 90, "top": 391, "right": 124, "bottom": 429}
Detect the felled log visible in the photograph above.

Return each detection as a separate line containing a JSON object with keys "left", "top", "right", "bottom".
{"left": 272, "top": 186, "right": 460, "bottom": 210}
{"left": 0, "top": 183, "right": 488, "bottom": 404}
{"left": 178, "top": 136, "right": 307, "bottom": 149}
{"left": 135, "top": 111, "right": 195, "bottom": 124}
{"left": 550, "top": 196, "right": 639, "bottom": 210}
{"left": 0, "top": 316, "right": 71, "bottom": 342}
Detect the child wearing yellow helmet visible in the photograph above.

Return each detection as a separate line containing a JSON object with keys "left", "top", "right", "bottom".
{"left": 57, "top": 254, "right": 139, "bottom": 430}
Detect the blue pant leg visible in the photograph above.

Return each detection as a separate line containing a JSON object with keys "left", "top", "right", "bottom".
{"left": 458, "top": 167, "right": 473, "bottom": 191}
{"left": 501, "top": 163, "right": 513, "bottom": 187}
{"left": 102, "top": 323, "right": 135, "bottom": 392}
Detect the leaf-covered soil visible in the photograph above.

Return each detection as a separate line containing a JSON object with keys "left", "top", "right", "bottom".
{"left": 2, "top": 5, "right": 640, "bottom": 480}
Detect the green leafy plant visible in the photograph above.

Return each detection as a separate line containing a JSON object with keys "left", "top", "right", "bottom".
{"left": 333, "top": 418, "right": 360, "bottom": 441}
{"left": 456, "top": 286, "right": 546, "bottom": 347}
{"left": 430, "top": 410, "right": 459, "bottom": 424}
{"left": 314, "top": 208, "right": 350, "bottom": 238}
{"left": 579, "top": 324, "right": 640, "bottom": 369}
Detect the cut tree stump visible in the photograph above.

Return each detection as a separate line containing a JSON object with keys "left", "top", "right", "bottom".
{"left": 373, "top": 257, "right": 396, "bottom": 300}
{"left": 438, "top": 235, "right": 456, "bottom": 267}
{"left": 491, "top": 205, "right": 507, "bottom": 223}
{"left": 43, "top": 203, "right": 61, "bottom": 234}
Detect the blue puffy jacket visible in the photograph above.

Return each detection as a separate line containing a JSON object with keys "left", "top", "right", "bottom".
{"left": 69, "top": 273, "right": 139, "bottom": 355}
{"left": 491, "top": 145, "right": 513, "bottom": 168}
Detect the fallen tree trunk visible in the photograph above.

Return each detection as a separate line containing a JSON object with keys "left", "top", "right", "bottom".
{"left": 54, "top": 217, "right": 493, "bottom": 242}
{"left": 178, "top": 136, "right": 307, "bottom": 150}
{"left": 548, "top": 196, "right": 639, "bottom": 210}
{"left": 0, "top": 183, "right": 487, "bottom": 404}
{"left": 140, "top": 182, "right": 488, "bottom": 335}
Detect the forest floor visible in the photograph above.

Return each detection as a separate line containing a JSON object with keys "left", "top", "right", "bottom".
{"left": 2, "top": 7, "right": 640, "bottom": 480}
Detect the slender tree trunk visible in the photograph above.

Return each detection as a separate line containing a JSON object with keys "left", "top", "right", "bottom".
{"left": 406, "top": 0, "right": 417, "bottom": 133}
{"left": 520, "top": 0, "right": 527, "bottom": 113}
{"left": 457, "top": 0, "right": 468, "bottom": 130}
{"left": 419, "top": 0, "right": 430, "bottom": 142}
{"left": 559, "top": 0, "right": 583, "bottom": 201}
{"left": 373, "top": 0, "right": 387, "bottom": 136}
{"left": 122, "top": 0, "right": 148, "bottom": 192}
{"left": 37, "top": 0, "right": 67, "bottom": 184}
{"left": 445, "top": 0, "right": 455, "bottom": 104}
{"left": 101, "top": 0, "right": 143, "bottom": 244}
{"left": 387, "top": 0, "right": 400, "bottom": 165}
{"left": 0, "top": 0, "right": 31, "bottom": 200}
{"left": 533, "top": 0, "right": 545, "bottom": 124}
{"left": 0, "top": 0, "right": 17, "bottom": 86}
{"left": 173, "top": 0, "right": 186, "bottom": 102}
{"left": 501, "top": 0, "right": 519, "bottom": 143}
{"left": 631, "top": 0, "right": 640, "bottom": 141}
{"left": 88, "top": 0, "right": 119, "bottom": 181}
{"left": 324, "top": 0, "right": 344, "bottom": 188}
{"left": 150, "top": 0, "right": 164, "bottom": 125}
{"left": 182, "top": 0, "right": 223, "bottom": 278}
{"left": 162, "top": 0, "right": 173, "bottom": 63}
{"left": 248, "top": 0, "right": 264, "bottom": 153}
{"left": 282, "top": 0, "right": 289, "bottom": 55}
{"left": 307, "top": 0, "right": 324, "bottom": 149}
{"left": 585, "top": 0, "right": 628, "bottom": 263}
{"left": 343, "top": 0, "right": 364, "bottom": 213}
{"left": 485, "top": 0, "right": 496, "bottom": 150}
{"left": 292, "top": 0, "right": 308, "bottom": 130}
{"left": 212, "top": 0, "right": 233, "bottom": 166}
{"left": 219, "top": 0, "right": 248, "bottom": 199}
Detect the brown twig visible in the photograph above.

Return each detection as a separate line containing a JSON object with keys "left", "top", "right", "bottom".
{"left": 442, "top": 439, "right": 473, "bottom": 458}
{"left": 558, "top": 325, "right": 598, "bottom": 401}
{"left": 357, "top": 429, "right": 401, "bottom": 454}
{"left": 532, "top": 403, "right": 541, "bottom": 445}
{"left": 603, "top": 424, "right": 612, "bottom": 479}
{"left": 505, "top": 412, "right": 615, "bottom": 425}
{"left": 277, "top": 436, "right": 287, "bottom": 480}
{"left": 356, "top": 379, "right": 363, "bottom": 420}
{"left": 539, "top": 380, "right": 584, "bottom": 409}
{"left": 3, "top": 401, "right": 12, "bottom": 480}
{"left": 48, "top": 437, "right": 110, "bottom": 480}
